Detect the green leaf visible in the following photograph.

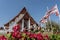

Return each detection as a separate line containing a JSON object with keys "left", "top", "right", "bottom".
{"left": 22, "top": 33, "right": 26, "bottom": 37}
{"left": 6, "top": 33, "right": 11, "bottom": 38}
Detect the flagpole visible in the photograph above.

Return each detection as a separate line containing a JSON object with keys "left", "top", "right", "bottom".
{"left": 46, "top": 7, "right": 52, "bottom": 32}
{"left": 58, "top": 14, "right": 60, "bottom": 31}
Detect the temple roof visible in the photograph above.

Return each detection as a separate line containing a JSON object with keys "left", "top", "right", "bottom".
{"left": 4, "top": 7, "right": 38, "bottom": 26}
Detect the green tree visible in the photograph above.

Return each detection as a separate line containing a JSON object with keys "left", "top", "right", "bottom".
{"left": 46, "top": 21, "right": 60, "bottom": 33}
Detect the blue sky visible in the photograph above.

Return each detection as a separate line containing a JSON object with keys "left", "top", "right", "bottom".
{"left": 0, "top": 0, "right": 60, "bottom": 27}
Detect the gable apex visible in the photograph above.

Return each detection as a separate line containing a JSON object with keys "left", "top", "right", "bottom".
{"left": 20, "top": 7, "right": 27, "bottom": 14}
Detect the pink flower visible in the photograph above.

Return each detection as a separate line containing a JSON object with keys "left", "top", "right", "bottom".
{"left": 0, "top": 35, "right": 7, "bottom": 40}
{"left": 44, "top": 35, "right": 50, "bottom": 40}
{"left": 24, "top": 32, "right": 35, "bottom": 38}
{"left": 12, "top": 31, "right": 21, "bottom": 39}
{"left": 13, "top": 24, "right": 20, "bottom": 31}
{"left": 33, "top": 33, "right": 37, "bottom": 38}
{"left": 29, "top": 33, "right": 34, "bottom": 38}
{"left": 36, "top": 33, "right": 44, "bottom": 40}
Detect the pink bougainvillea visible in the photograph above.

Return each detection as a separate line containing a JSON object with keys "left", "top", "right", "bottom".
{"left": 0, "top": 35, "right": 7, "bottom": 40}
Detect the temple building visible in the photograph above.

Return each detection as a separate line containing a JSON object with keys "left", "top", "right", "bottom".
{"left": 4, "top": 7, "right": 38, "bottom": 32}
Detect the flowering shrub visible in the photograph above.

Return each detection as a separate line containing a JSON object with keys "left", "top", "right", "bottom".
{"left": 23, "top": 32, "right": 50, "bottom": 40}
{"left": 1, "top": 24, "right": 60, "bottom": 40}
{"left": 11, "top": 24, "right": 22, "bottom": 40}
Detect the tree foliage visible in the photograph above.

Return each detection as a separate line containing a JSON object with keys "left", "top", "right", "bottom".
{"left": 46, "top": 20, "right": 60, "bottom": 33}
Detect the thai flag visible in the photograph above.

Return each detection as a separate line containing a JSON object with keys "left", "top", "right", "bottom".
{"left": 47, "top": 4, "right": 59, "bottom": 16}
